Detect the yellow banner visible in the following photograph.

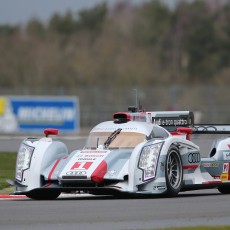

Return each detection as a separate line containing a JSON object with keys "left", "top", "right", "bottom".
{"left": 0, "top": 98, "right": 6, "bottom": 115}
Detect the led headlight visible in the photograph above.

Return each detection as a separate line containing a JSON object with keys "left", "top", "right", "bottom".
{"left": 15, "top": 143, "right": 34, "bottom": 182}
{"left": 138, "top": 142, "right": 163, "bottom": 181}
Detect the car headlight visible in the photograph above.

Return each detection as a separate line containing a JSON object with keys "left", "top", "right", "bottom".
{"left": 15, "top": 143, "right": 34, "bottom": 182}
{"left": 138, "top": 142, "right": 163, "bottom": 181}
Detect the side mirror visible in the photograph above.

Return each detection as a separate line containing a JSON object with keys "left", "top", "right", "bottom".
{"left": 44, "top": 128, "right": 58, "bottom": 137}
{"left": 177, "top": 127, "right": 193, "bottom": 141}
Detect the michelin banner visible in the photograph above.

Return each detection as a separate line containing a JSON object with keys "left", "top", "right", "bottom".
{"left": 0, "top": 96, "right": 79, "bottom": 133}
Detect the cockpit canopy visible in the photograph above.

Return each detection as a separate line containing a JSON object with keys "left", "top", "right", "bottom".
{"left": 85, "top": 131, "right": 146, "bottom": 149}
{"left": 85, "top": 122, "right": 169, "bottom": 149}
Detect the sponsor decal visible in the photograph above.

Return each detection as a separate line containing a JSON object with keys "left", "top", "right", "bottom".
{"left": 18, "top": 107, "right": 74, "bottom": 123}
{"left": 80, "top": 150, "right": 107, "bottom": 154}
{"left": 220, "top": 173, "right": 228, "bottom": 181}
{"left": 213, "top": 176, "right": 220, "bottom": 179}
{"left": 153, "top": 185, "right": 166, "bottom": 191}
{"left": 133, "top": 115, "right": 146, "bottom": 121}
{"left": 202, "top": 163, "right": 219, "bottom": 168}
{"left": 223, "top": 163, "right": 229, "bottom": 173}
{"left": 77, "top": 158, "right": 96, "bottom": 161}
{"left": 223, "top": 151, "right": 230, "bottom": 160}
{"left": 152, "top": 117, "right": 188, "bottom": 126}
{"left": 9, "top": 96, "right": 79, "bottom": 133}
{"left": 71, "top": 162, "right": 93, "bottom": 170}
{"left": 76, "top": 151, "right": 107, "bottom": 161}
{"left": 188, "top": 152, "right": 200, "bottom": 163}
{"left": 221, "top": 163, "right": 230, "bottom": 181}
{"left": 66, "top": 171, "right": 87, "bottom": 175}
{"left": 84, "top": 154, "right": 105, "bottom": 157}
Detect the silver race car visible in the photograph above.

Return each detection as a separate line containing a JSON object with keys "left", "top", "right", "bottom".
{"left": 9, "top": 107, "right": 230, "bottom": 199}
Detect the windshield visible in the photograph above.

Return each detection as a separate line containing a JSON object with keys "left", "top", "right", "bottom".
{"left": 85, "top": 131, "right": 146, "bottom": 149}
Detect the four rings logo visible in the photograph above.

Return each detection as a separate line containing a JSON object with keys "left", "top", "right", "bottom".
{"left": 188, "top": 152, "right": 200, "bottom": 163}
{"left": 66, "top": 171, "right": 87, "bottom": 176}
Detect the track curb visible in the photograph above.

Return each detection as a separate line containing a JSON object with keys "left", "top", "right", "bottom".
{"left": 0, "top": 194, "right": 27, "bottom": 199}
{"left": 0, "top": 193, "right": 92, "bottom": 200}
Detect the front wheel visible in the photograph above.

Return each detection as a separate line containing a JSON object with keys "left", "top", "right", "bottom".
{"left": 165, "top": 145, "right": 183, "bottom": 197}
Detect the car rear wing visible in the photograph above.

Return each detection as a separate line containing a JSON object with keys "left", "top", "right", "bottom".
{"left": 115, "top": 109, "right": 230, "bottom": 135}
{"left": 148, "top": 111, "right": 230, "bottom": 134}
{"left": 193, "top": 125, "right": 230, "bottom": 134}
{"left": 147, "top": 111, "right": 194, "bottom": 132}
{"left": 114, "top": 110, "right": 194, "bottom": 129}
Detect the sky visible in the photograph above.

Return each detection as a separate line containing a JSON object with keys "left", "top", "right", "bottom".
{"left": 0, "top": 0, "right": 151, "bottom": 25}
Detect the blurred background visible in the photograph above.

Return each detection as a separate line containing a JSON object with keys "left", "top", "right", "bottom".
{"left": 0, "top": 0, "right": 230, "bottom": 134}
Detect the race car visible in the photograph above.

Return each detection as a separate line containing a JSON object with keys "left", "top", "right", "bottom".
{"left": 9, "top": 106, "right": 230, "bottom": 199}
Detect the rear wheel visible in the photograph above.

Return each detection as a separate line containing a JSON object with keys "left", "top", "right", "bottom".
{"left": 165, "top": 145, "right": 183, "bottom": 197}
{"left": 218, "top": 186, "right": 230, "bottom": 194}
{"left": 27, "top": 191, "right": 61, "bottom": 200}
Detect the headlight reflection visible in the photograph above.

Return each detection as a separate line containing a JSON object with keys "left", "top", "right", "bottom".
{"left": 138, "top": 142, "right": 163, "bottom": 181}
{"left": 15, "top": 143, "right": 34, "bottom": 182}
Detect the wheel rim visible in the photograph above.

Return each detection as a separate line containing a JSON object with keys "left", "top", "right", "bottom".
{"left": 167, "top": 151, "right": 182, "bottom": 189}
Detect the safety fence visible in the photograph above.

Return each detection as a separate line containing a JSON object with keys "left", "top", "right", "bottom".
{"left": 0, "top": 85, "right": 229, "bottom": 130}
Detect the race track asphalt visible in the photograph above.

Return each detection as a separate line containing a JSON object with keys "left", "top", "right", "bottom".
{"left": 1, "top": 190, "right": 230, "bottom": 230}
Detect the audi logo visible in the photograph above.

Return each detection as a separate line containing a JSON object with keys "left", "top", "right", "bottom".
{"left": 66, "top": 171, "right": 87, "bottom": 176}
{"left": 193, "top": 125, "right": 217, "bottom": 132}
{"left": 188, "top": 152, "right": 200, "bottom": 163}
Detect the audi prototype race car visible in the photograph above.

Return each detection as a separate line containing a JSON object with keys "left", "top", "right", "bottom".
{"left": 9, "top": 106, "right": 230, "bottom": 200}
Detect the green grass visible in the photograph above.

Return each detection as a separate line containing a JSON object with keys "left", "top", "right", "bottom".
{"left": 0, "top": 152, "right": 16, "bottom": 192}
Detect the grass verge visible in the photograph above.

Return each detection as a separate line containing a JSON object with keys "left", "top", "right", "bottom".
{"left": 0, "top": 152, "right": 16, "bottom": 193}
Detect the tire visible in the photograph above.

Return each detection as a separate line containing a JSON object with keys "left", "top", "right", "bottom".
{"left": 218, "top": 186, "right": 230, "bottom": 194}
{"left": 26, "top": 191, "right": 61, "bottom": 200}
{"left": 165, "top": 145, "right": 183, "bottom": 197}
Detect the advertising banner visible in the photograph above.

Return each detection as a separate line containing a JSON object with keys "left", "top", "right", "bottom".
{"left": 0, "top": 96, "right": 79, "bottom": 133}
